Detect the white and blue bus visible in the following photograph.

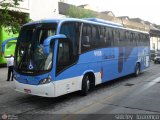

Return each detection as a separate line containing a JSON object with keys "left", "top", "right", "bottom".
{"left": 2, "top": 18, "right": 150, "bottom": 97}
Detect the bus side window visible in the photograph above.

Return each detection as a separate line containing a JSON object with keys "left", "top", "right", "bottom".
{"left": 99, "top": 26, "right": 107, "bottom": 47}
{"left": 82, "top": 26, "right": 87, "bottom": 36}
{"left": 132, "top": 32, "right": 136, "bottom": 46}
{"left": 113, "top": 29, "right": 120, "bottom": 46}
{"left": 129, "top": 32, "right": 133, "bottom": 46}
{"left": 105, "top": 27, "right": 111, "bottom": 47}
{"left": 138, "top": 34, "right": 143, "bottom": 46}
{"left": 87, "top": 26, "right": 91, "bottom": 37}
{"left": 125, "top": 31, "right": 130, "bottom": 46}
{"left": 91, "top": 25, "right": 98, "bottom": 48}
{"left": 81, "top": 24, "right": 91, "bottom": 53}
{"left": 135, "top": 33, "right": 139, "bottom": 46}
{"left": 143, "top": 34, "right": 147, "bottom": 46}
{"left": 145, "top": 34, "right": 150, "bottom": 46}
{"left": 57, "top": 40, "right": 71, "bottom": 74}
{"left": 119, "top": 30, "right": 125, "bottom": 46}
{"left": 138, "top": 34, "right": 140, "bottom": 45}
{"left": 107, "top": 28, "right": 113, "bottom": 46}
{"left": 60, "top": 22, "right": 80, "bottom": 59}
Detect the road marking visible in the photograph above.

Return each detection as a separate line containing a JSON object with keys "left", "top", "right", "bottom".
{"left": 137, "top": 77, "right": 160, "bottom": 94}
{"left": 62, "top": 76, "right": 160, "bottom": 120}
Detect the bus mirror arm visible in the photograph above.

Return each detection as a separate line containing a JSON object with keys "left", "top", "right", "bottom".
{"left": 43, "top": 34, "right": 67, "bottom": 55}
{"left": 1, "top": 37, "right": 17, "bottom": 56}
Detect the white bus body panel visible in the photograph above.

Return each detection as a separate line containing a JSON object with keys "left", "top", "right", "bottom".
{"left": 14, "top": 72, "right": 102, "bottom": 97}
{"left": 14, "top": 80, "right": 55, "bottom": 97}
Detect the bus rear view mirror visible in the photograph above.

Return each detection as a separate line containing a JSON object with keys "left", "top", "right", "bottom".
{"left": 82, "top": 36, "right": 90, "bottom": 47}
{"left": 43, "top": 34, "right": 67, "bottom": 55}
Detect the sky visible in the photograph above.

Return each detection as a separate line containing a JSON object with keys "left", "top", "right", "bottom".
{"left": 66, "top": 0, "right": 160, "bottom": 25}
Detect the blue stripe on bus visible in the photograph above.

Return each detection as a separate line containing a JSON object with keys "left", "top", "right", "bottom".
{"left": 16, "top": 46, "right": 149, "bottom": 85}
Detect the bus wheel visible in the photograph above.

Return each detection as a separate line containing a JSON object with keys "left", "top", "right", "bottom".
{"left": 134, "top": 63, "right": 140, "bottom": 77}
{"left": 81, "top": 75, "right": 90, "bottom": 96}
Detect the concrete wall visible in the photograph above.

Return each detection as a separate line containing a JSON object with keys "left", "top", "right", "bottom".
{"left": 30, "top": 0, "right": 62, "bottom": 20}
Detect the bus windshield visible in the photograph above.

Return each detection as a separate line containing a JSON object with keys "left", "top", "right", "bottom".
{"left": 15, "top": 23, "right": 57, "bottom": 74}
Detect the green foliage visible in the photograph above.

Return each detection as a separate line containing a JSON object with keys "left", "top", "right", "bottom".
{"left": 0, "top": 0, "right": 29, "bottom": 33}
{"left": 66, "top": 6, "right": 97, "bottom": 18}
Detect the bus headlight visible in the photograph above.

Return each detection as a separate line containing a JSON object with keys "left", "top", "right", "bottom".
{"left": 39, "top": 76, "right": 52, "bottom": 84}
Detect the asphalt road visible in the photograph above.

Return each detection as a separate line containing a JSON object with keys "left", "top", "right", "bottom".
{"left": 0, "top": 62, "right": 160, "bottom": 120}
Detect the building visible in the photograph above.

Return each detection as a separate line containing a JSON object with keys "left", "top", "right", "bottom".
{"left": 101, "top": 11, "right": 115, "bottom": 17}
{"left": 30, "top": 0, "right": 65, "bottom": 20}
{"left": 78, "top": 4, "right": 95, "bottom": 11}
{"left": 0, "top": 0, "right": 65, "bottom": 22}
{"left": 117, "top": 16, "right": 130, "bottom": 21}
{"left": 150, "top": 29, "right": 160, "bottom": 51}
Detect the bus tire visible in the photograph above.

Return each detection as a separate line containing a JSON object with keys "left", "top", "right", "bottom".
{"left": 81, "top": 75, "right": 90, "bottom": 96}
{"left": 134, "top": 63, "right": 140, "bottom": 77}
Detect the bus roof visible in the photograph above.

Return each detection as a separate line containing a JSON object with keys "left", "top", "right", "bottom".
{"left": 23, "top": 18, "right": 149, "bottom": 34}
{"left": 24, "top": 18, "right": 122, "bottom": 27}
{"left": 83, "top": 18, "right": 123, "bottom": 27}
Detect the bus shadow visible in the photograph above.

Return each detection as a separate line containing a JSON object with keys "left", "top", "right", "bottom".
{"left": 20, "top": 92, "right": 82, "bottom": 112}
{"left": 96, "top": 72, "right": 145, "bottom": 91}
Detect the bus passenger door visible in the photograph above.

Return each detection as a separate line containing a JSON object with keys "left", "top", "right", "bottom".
{"left": 54, "top": 39, "right": 79, "bottom": 96}
{"left": 56, "top": 39, "right": 71, "bottom": 74}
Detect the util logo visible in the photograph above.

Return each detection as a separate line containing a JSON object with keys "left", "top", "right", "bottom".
{"left": 2, "top": 113, "right": 8, "bottom": 120}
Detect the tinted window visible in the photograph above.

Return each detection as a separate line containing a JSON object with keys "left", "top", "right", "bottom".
{"left": 91, "top": 25, "right": 99, "bottom": 48}
{"left": 15, "top": 23, "right": 57, "bottom": 74}
{"left": 99, "top": 27, "right": 107, "bottom": 47}
{"left": 119, "top": 30, "right": 125, "bottom": 46}
{"left": 81, "top": 24, "right": 100, "bottom": 53}
{"left": 105, "top": 27, "right": 113, "bottom": 46}
{"left": 113, "top": 29, "right": 120, "bottom": 46}
{"left": 60, "top": 22, "right": 80, "bottom": 56}
{"left": 57, "top": 40, "right": 71, "bottom": 74}
{"left": 81, "top": 24, "right": 91, "bottom": 53}
{"left": 80, "top": 23, "right": 149, "bottom": 53}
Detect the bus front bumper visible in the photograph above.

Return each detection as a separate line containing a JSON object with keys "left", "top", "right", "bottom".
{"left": 14, "top": 80, "right": 55, "bottom": 97}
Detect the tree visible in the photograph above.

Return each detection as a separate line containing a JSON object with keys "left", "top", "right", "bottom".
{"left": 0, "top": 0, "right": 29, "bottom": 33}
{"left": 66, "top": 6, "right": 97, "bottom": 18}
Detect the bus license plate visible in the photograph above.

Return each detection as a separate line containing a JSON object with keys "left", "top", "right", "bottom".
{"left": 24, "top": 89, "right": 31, "bottom": 93}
